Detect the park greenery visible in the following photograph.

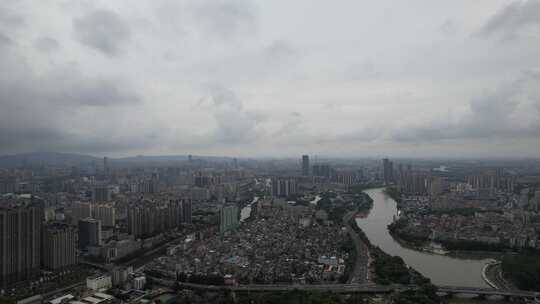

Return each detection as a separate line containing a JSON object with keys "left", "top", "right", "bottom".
{"left": 233, "top": 290, "right": 346, "bottom": 304}
{"left": 502, "top": 254, "right": 540, "bottom": 291}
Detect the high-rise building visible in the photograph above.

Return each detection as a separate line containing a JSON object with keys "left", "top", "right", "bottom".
{"left": 128, "top": 207, "right": 141, "bottom": 238}
{"left": 167, "top": 200, "right": 183, "bottom": 229}
{"left": 0, "top": 202, "right": 41, "bottom": 287}
{"left": 78, "top": 218, "right": 102, "bottom": 249}
{"left": 312, "top": 164, "right": 332, "bottom": 178}
{"left": 302, "top": 155, "right": 310, "bottom": 176}
{"left": 220, "top": 205, "right": 239, "bottom": 233}
{"left": 383, "top": 158, "right": 394, "bottom": 185}
{"left": 91, "top": 204, "right": 116, "bottom": 227}
{"left": 92, "top": 186, "right": 111, "bottom": 203}
{"left": 42, "top": 223, "right": 77, "bottom": 270}
{"left": 138, "top": 178, "right": 159, "bottom": 194}
{"left": 429, "top": 177, "right": 449, "bottom": 197}
{"left": 271, "top": 178, "right": 297, "bottom": 197}
{"left": 182, "top": 200, "right": 192, "bottom": 224}
{"left": 68, "top": 202, "right": 92, "bottom": 225}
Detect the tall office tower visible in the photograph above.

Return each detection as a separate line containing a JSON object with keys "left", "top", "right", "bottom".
{"left": 302, "top": 155, "right": 310, "bottom": 176}
{"left": 0, "top": 202, "right": 41, "bottom": 287}
{"left": 182, "top": 200, "right": 192, "bottom": 224}
{"left": 220, "top": 205, "right": 239, "bottom": 233}
{"left": 92, "top": 185, "right": 111, "bottom": 203}
{"left": 42, "top": 223, "right": 77, "bottom": 270}
{"left": 78, "top": 218, "right": 102, "bottom": 249}
{"left": 91, "top": 204, "right": 116, "bottom": 227}
{"left": 383, "top": 158, "right": 394, "bottom": 185}
{"left": 69, "top": 202, "right": 92, "bottom": 225}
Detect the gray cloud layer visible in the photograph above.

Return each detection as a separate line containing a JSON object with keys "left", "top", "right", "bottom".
{"left": 480, "top": 0, "right": 540, "bottom": 39}
{"left": 0, "top": 0, "right": 539, "bottom": 157}
{"left": 393, "top": 71, "right": 540, "bottom": 142}
{"left": 73, "top": 9, "right": 131, "bottom": 56}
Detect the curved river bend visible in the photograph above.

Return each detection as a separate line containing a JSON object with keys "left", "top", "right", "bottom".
{"left": 357, "top": 188, "right": 491, "bottom": 288}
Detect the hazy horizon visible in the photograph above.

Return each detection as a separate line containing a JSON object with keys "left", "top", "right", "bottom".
{"left": 2, "top": 1, "right": 540, "bottom": 158}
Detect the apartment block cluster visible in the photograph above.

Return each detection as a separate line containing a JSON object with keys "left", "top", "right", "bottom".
{"left": 0, "top": 154, "right": 264, "bottom": 295}
{"left": 146, "top": 200, "right": 349, "bottom": 285}
{"left": 384, "top": 157, "right": 540, "bottom": 250}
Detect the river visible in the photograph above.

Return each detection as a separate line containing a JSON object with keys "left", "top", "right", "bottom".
{"left": 357, "top": 188, "right": 492, "bottom": 288}
{"left": 240, "top": 196, "right": 259, "bottom": 222}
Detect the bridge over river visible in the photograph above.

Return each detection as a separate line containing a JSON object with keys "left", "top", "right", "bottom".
{"left": 173, "top": 281, "right": 540, "bottom": 301}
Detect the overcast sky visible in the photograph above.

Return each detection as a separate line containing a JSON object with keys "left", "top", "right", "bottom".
{"left": 1, "top": 0, "right": 540, "bottom": 158}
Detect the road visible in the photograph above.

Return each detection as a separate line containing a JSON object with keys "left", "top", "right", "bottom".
{"left": 173, "top": 281, "right": 540, "bottom": 299}
{"left": 343, "top": 211, "right": 369, "bottom": 283}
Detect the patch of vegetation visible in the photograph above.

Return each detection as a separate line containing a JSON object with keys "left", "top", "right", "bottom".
{"left": 383, "top": 187, "right": 402, "bottom": 203}
{"left": 502, "top": 253, "right": 540, "bottom": 291}
{"left": 348, "top": 217, "right": 440, "bottom": 304}
{"left": 235, "top": 290, "right": 342, "bottom": 304}
{"left": 339, "top": 235, "right": 356, "bottom": 283}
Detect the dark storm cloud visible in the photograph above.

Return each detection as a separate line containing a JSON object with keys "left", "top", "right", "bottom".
{"left": 480, "top": 0, "right": 540, "bottom": 39}
{"left": 73, "top": 9, "right": 131, "bottom": 56}
{"left": 34, "top": 37, "right": 60, "bottom": 53}
{"left": 392, "top": 71, "right": 540, "bottom": 142}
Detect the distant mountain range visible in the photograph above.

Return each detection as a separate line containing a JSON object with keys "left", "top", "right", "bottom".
{"left": 0, "top": 152, "right": 235, "bottom": 168}
{"left": 0, "top": 152, "right": 99, "bottom": 168}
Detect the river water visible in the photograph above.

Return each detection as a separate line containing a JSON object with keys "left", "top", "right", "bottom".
{"left": 240, "top": 196, "right": 259, "bottom": 222}
{"left": 357, "top": 188, "right": 492, "bottom": 288}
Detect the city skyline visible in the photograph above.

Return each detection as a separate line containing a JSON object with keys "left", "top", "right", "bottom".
{"left": 3, "top": 1, "right": 540, "bottom": 302}
{"left": 1, "top": 1, "right": 540, "bottom": 158}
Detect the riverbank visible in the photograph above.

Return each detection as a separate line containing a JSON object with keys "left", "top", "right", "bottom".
{"left": 482, "top": 260, "right": 520, "bottom": 291}
{"left": 388, "top": 228, "right": 507, "bottom": 261}
{"left": 359, "top": 188, "right": 492, "bottom": 287}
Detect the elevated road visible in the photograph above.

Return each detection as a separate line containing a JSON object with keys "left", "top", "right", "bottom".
{"left": 178, "top": 282, "right": 396, "bottom": 294}
{"left": 172, "top": 281, "right": 540, "bottom": 300}
{"left": 437, "top": 285, "right": 540, "bottom": 299}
